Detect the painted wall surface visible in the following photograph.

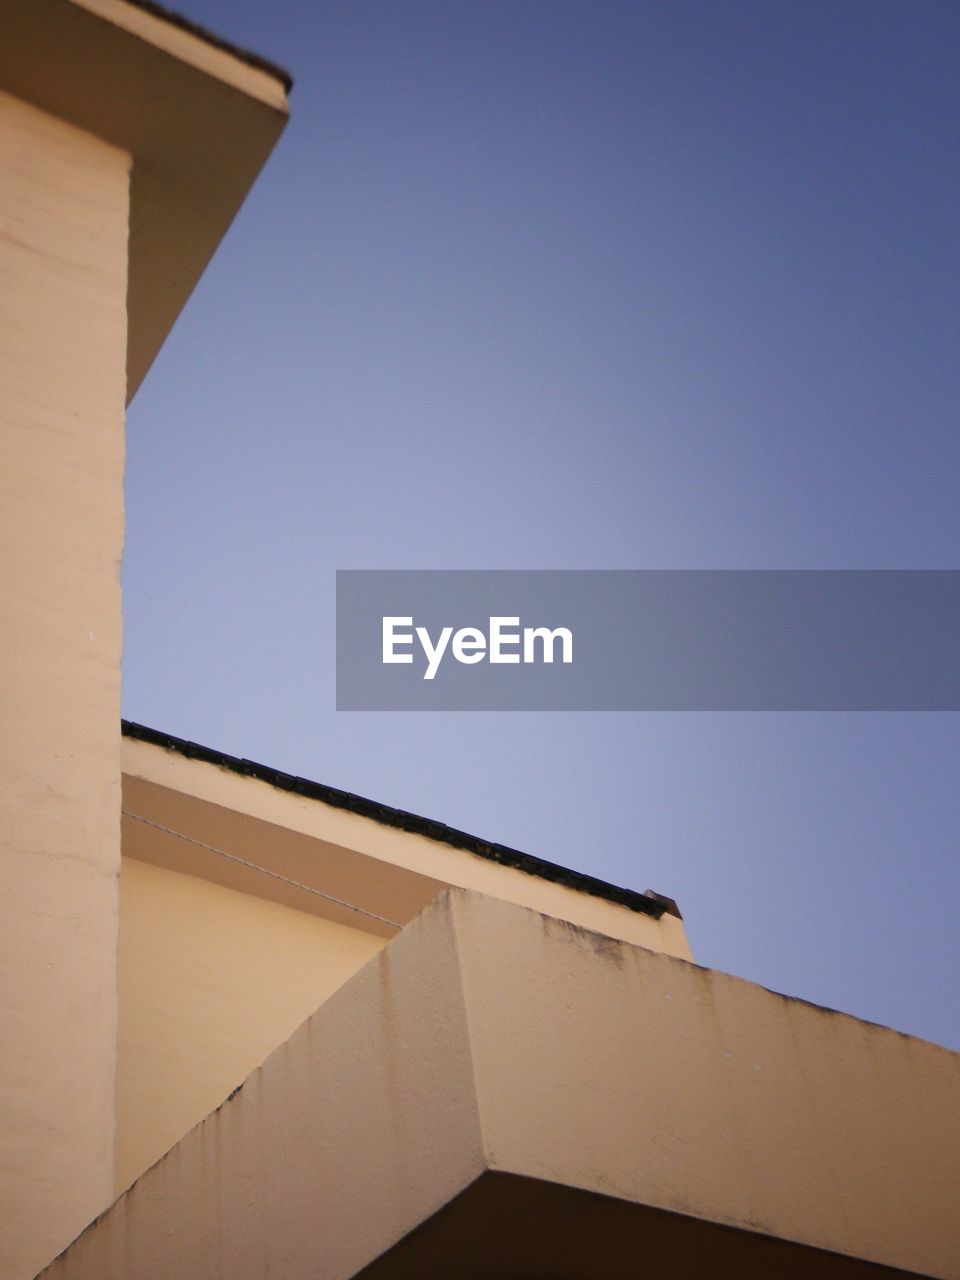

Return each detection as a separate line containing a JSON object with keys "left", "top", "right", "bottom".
{"left": 46, "top": 890, "right": 484, "bottom": 1280}
{"left": 0, "top": 90, "right": 129, "bottom": 1280}
{"left": 116, "top": 856, "right": 384, "bottom": 1191}
{"left": 40, "top": 891, "right": 960, "bottom": 1280}
{"left": 453, "top": 893, "right": 960, "bottom": 1278}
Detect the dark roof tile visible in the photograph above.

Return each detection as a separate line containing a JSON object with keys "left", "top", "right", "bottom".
{"left": 121, "top": 719, "right": 679, "bottom": 920}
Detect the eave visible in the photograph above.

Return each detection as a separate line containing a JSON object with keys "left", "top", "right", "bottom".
{"left": 0, "top": 0, "right": 290, "bottom": 400}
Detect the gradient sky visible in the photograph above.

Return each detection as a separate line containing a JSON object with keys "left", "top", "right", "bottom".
{"left": 123, "top": 0, "right": 960, "bottom": 1048}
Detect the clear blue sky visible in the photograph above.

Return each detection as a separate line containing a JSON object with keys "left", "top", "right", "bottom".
{"left": 123, "top": 0, "right": 960, "bottom": 1048}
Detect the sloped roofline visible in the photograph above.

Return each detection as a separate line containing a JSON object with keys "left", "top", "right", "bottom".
{"left": 119, "top": 0, "right": 294, "bottom": 91}
{"left": 121, "top": 720, "right": 681, "bottom": 920}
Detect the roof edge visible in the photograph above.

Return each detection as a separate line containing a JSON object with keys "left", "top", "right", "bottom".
{"left": 120, "top": 720, "right": 677, "bottom": 920}
{"left": 117, "top": 0, "right": 294, "bottom": 91}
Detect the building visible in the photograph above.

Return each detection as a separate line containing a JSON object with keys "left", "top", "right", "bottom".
{"left": 114, "top": 718, "right": 690, "bottom": 1196}
{"left": 0, "top": 3, "right": 957, "bottom": 1278}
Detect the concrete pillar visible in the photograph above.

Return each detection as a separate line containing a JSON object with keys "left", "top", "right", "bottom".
{"left": 0, "top": 88, "right": 129, "bottom": 1280}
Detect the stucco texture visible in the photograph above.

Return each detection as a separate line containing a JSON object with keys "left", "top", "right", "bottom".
{"left": 42, "top": 890, "right": 960, "bottom": 1280}
{"left": 116, "top": 856, "right": 383, "bottom": 1191}
{"left": 0, "top": 88, "right": 129, "bottom": 1280}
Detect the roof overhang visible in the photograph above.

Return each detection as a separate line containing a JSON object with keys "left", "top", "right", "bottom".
{"left": 0, "top": 0, "right": 290, "bottom": 400}
{"left": 120, "top": 726, "right": 692, "bottom": 955}
{"left": 41, "top": 890, "right": 960, "bottom": 1279}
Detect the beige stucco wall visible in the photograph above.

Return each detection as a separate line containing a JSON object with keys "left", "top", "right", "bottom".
{"left": 116, "top": 856, "right": 384, "bottom": 1192}
{"left": 40, "top": 891, "right": 960, "bottom": 1280}
{"left": 116, "top": 748, "right": 689, "bottom": 1194}
{"left": 45, "top": 890, "right": 485, "bottom": 1280}
{"left": 0, "top": 90, "right": 129, "bottom": 1280}
{"left": 453, "top": 894, "right": 960, "bottom": 1276}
